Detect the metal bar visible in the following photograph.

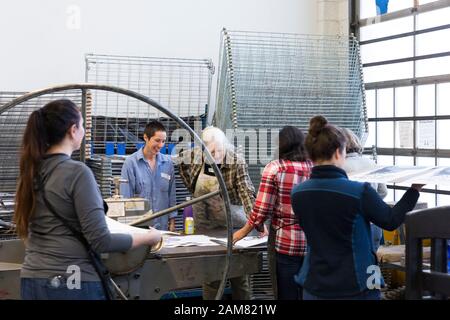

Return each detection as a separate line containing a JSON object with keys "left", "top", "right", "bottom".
{"left": 80, "top": 89, "right": 87, "bottom": 163}
{"left": 369, "top": 115, "right": 450, "bottom": 121}
{"left": 422, "top": 271, "right": 450, "bottom": 297}
{"left": 405, "top": 224, "right": 423, "bottom": 299}
{"left": 363, "top": 51, "right": 450, "bottom": 68}
{"left": 412, "top": 12, "right": 418, "bottom": 169}
{"left": 365, "top": 74, "right": 450, "bottom": 90}
{"left": 349, "top": 0, "right": 359, "bottom": 38}
{"left": 430, "top": 239, "right": 447, "bottom": 273}
{"left": 128, "top": 190, "right": 220, "bottom": 226}
{"left": 393, "top": 87, "right": 397, "bottom": 162}
{"left": 359, "top": 0, "right": 450, "bottom": 27}
{"left": 374, "top": 147, "right": 450, "bottom": 157}
{"left": 360, "top": 23, "right": 450, "bottom": 45}
{"left": 434, "top": 83, "right": 438, "bottom": 205}
{"left": 387, "top": 185, "right": 450, "bottom": 196}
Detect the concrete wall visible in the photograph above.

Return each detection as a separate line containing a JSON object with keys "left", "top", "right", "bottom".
{"left": 317, "top": 0, "right": 349, "bottom": 36}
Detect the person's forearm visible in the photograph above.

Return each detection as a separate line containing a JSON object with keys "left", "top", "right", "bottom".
{"left": 233, "top": 221, "right": 254, "bottom": 244}
{"left": 240, "top": 222, "right": 254, "bottom": 237}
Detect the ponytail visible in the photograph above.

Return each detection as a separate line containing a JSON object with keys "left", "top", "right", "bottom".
{"left": 14, "top": 99, "right": 80, "bottom": 238}
{"left": 14, "top": 110, "right": 47, "bottom": 238}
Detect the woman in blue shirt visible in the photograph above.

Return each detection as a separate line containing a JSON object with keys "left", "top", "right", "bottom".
{"left": 121, "top": 121, "right": 177, "bottom": 231}
{"left": 291, "top": 115, "right": 423, "bottom": 300}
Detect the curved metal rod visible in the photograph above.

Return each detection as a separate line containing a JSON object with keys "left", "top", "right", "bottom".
{"left": 1, "top": 83, "right": 233, "bottom": 300}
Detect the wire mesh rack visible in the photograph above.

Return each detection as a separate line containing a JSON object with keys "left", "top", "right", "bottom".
{"left": 0, "top": 192, "right": 16, "bottom": 240}
{"left": 0, "top": 91, "right": 87, "bottom": 238}
{"left": 249, "top": 251, "right": 275, "bottom": 300}
{"left": 84, "top": 54, "right": 215, "bottom": 232}
{"left": 0, "top": 91, "right": 86, "bottom": 194}
{"left": 214, "top": 29, "right": 368, "bottom": 187}
{"left": 85, "top": 54, "right": 214, "bottom": 154}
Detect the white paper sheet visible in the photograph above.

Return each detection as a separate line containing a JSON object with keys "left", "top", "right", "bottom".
{"left": 212, "top": 236, "right": 268, "bottom": 248}
{"left": 105, "top": 216, "right": 149, "bottom": 234}
{"left": 401, "top": 166, "right": 450, "bottom": 187}
{"left": 163, "top": 235, "right": 221, "bottom": 248}
{"left": 348, "top": 165, "right": 450, "bottom": 186}
{"left": 349, "top": 165, "right": 434, "bottom": 184}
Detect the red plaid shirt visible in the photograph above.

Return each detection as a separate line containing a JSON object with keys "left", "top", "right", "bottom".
{"left": 248, "top": 159, "right": 312, "bottom": 256}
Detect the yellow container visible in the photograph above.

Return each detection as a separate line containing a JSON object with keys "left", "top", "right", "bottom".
{"left": 184, "top": 217, "right": 195, "bottom": 235}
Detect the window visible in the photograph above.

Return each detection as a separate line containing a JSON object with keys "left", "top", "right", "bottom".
{"left": 356, "top": 0, "right": 450, "bottom": 208}
{"left": 359, "top": 1, "right": 414, "bottom": 20}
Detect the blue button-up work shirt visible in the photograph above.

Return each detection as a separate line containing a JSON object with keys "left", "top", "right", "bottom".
{"left": 120, "top": 148, "right": 177, "bottom": 230}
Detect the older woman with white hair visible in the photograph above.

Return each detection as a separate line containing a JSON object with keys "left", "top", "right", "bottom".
{"left": 177, "top": 126, "right": 265, "bottom": 300}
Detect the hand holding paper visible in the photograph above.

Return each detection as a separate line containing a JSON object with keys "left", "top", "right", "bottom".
{"left": 411, "top": 184, "right": 425, "bottom": 191}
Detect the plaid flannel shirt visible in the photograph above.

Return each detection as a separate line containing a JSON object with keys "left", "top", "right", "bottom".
{"left": 248, "top": 159, "right": 313, "bottom": 256}
{"left": 177, "top": 147, "right": 257, "bottom": 223}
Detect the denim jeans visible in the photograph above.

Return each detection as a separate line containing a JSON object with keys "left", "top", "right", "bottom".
{"left": 303, "top": 289, "right": 381, "bottom": 300}
{"left": 275, "top": 252, "right": 303, "bottom": 300}
{"left": 21, "top": 278, "right": 106, "bottom": 300}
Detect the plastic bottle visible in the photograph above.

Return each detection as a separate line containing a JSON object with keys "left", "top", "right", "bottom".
{"left": 183, "top": 197, "right": 194, "bottom": 234}
{"left": 185, "top": 217, "right": 195, "bottom": 235}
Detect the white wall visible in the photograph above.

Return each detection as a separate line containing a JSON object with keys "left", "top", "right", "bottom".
{"left": 0, "top": 0, "right": 321, "bottom": 115}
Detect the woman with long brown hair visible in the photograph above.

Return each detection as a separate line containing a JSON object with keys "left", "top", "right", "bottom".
{"left": 15, "top": 99, "right": 161, "bottom": 300}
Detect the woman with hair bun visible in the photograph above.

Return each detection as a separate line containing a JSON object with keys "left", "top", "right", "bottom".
{"left": 291, "top": 115, "right": 423, "bottom": 300}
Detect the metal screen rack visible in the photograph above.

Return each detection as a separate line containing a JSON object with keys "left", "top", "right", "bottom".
{"left": 215, "top": 29, "right": 367, "bottom": 133}
{"left": 0, "top": 91, "right": 87, "bottom": 194}
{"left": 0, "top": 192, "right": 16, "bottom": 240}
{"left": 214, "top": 29, "right": 368, "bottom": 188}
{"left": 249, "top": 251, "right": 275, "bottom": 300}
{"left": 86, "top": 154, "right": 191, "bottom": 232}
{"left": 86, "top": 155, "right": 114, "bottom": 198}
{"left": 85, "top": 54, "right": 214, "bottom": 153}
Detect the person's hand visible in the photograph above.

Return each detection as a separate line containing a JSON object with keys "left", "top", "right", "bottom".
{"left": 233, "top": 229, "right": 247, "bottom": 245}
{"left": 131, "top": 229, "right": 161, "bottom": 249}
{"left": 258, "top": 224, "right": 269, "bottom": 238}
{"left": 411, "top": 184, "right": 426, "bottom": 192}
{"left": 169, "top": 218, "right": 176, "bottom": 232}
{"left": 150, "top": 236, "right": 164, "bottom": 253}
{"left": 233, "top": 222, "right": 254, "bottom": 245}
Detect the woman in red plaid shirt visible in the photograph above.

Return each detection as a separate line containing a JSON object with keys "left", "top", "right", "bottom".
{"left": 233, "top": 126, "right": 312, "bottom": 300}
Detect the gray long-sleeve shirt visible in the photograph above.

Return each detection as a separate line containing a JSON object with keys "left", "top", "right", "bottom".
{"left": 21, "top": 154, "right": 132, "bottom": 281}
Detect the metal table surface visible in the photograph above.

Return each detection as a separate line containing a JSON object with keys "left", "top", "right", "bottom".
{"left": 0, "top": 231, "right": 266, "bottom": 300}
{"left": 109, "top": 230, "right": 266, "bottom": 300}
